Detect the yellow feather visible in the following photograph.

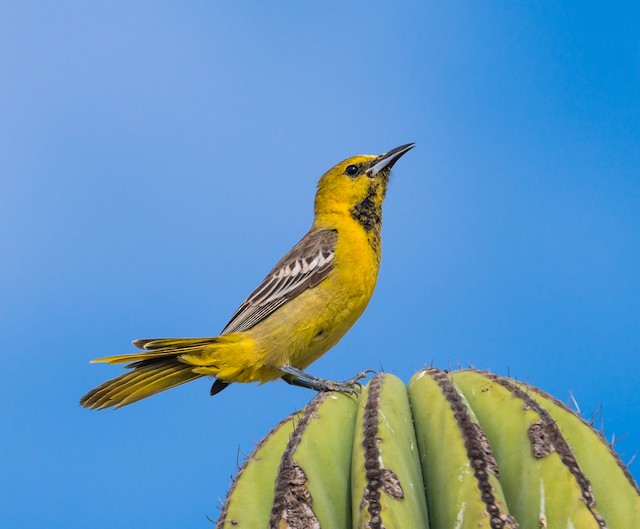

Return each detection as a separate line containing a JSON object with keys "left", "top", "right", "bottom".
{"left": 117, "top": 368, "right": 201, "bottom": 408}
{"left": 93, "top": 363, "right": 179, "bottom": 408}
{"left": 81, "top": 361, "right": 200, "bottom": 410}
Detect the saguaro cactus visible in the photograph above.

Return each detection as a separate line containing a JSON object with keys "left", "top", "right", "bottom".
{"left": 216, "top": 369, "right": 639, "bottom": 529}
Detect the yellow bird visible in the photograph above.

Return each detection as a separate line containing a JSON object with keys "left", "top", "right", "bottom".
{"left": 80, "top": 143, "right": 415, "bottom": 409}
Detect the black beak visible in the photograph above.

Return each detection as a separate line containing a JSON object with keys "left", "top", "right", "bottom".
{"left": 366, "top": 143, "right": 415, "bottom": 176}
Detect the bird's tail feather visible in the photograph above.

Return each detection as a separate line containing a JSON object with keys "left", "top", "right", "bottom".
{"left": 80, "top": 337, "right": 220, "bottom": 410}
{"left": 80, "top": 335, "right": 260, "bottom": 409}
{"left": 91, "top": 337, "right": 220, "bottom": 365}
{"left": 80, "top": 358, "right": 202, "bottom": 410}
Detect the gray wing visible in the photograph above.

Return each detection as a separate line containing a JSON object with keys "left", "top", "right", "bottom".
{"left": 221, "top": 228, "right": 338, "bottom": 334}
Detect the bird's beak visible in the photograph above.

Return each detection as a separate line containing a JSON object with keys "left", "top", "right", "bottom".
{"left": 366, "top": 142, "right": 416, "bottom": 177}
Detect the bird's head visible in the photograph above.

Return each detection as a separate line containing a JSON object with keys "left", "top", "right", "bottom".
{"left": 314, "top": 143, "right": 415, "bottom": 227}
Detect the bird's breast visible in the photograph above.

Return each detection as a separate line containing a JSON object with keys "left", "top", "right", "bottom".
{"left": 248, "top": 217, "right": 381, "bottom": 371}
{"left": 332, "top": 218, "right": 381, "bottom": 297}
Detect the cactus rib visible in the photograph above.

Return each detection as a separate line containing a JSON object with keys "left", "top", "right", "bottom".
{"left": 216, "top": 411, "right": 303, "bottom": 528}
{"left": 487, "top": 374, "right": 608, "bottom": 528}
{"left": 426, "top": 369, "right": 518, "bottom": 529}
{"left": 270, "top": 392, "right": 329, "bottom": 528}
{"left": 359, "top": 373, "right": 388, "bottom": 528}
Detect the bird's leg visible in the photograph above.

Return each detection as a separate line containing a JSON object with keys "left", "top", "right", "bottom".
{"left": 281, "top": 374, "right": 325, "bottom": 391}
{"left": 279, "top": 365, "right": 374, "bottom": 394}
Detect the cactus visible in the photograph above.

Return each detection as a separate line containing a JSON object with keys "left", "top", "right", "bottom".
{"left": 215, "top": 369, "right": 639, "bottom": 529}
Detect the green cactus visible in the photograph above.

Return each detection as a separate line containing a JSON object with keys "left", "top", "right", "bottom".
{"left": 215, "top": 369, "right": 639, "bottom": 529}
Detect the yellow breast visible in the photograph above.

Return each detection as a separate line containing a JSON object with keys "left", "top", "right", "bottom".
{"left": 247, "top": 214, "right": 381, "bottom": 376}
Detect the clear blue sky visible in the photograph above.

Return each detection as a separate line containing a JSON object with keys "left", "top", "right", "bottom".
{"left": 2, "top": 2, "right": 639, "bottom": 527}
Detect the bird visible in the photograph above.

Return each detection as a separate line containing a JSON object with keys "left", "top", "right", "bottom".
{"left": 80, "top": 143, "right": 415, "bottom": 409}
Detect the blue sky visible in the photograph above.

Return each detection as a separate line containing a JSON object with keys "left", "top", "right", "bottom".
{"left": 2, "top": 2, "right": 639, "bottom": 527}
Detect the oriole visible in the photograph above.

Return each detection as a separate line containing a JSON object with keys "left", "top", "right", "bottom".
{"left": 80, "top": 143, "right": 414, "bottom": 409}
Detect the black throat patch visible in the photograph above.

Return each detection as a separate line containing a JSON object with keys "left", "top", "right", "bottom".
{"left": 350, "top": 181, "right": 386, "bottom": 256}
{"left": 350, "top": 182, "right": 383, "bottom": 233}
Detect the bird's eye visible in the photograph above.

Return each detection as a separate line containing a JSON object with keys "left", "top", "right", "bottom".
{"left": 345, "top": 164, "right": 359, "bottom": 177}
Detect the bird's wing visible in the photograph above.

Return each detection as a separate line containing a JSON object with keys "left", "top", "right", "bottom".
{"left": 221, "top": 228, "right": 338, "bottom": 334}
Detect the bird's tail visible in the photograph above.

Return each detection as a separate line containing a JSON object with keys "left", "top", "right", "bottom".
{"left": 80, "top": 337, "right": 222, "bottom": 410}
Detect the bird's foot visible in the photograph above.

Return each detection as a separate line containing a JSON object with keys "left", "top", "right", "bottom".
{"left": 326, "top": 369, "right": 377, "bottom": 392}
{"left": 280, "top": 365, "right": 376, "bottom": 395}
{"left": 309, "top": 377, "right": 359, "bottom": 395}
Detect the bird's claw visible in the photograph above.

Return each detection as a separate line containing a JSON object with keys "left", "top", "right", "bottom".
{"left": 323, "top": 380, "right": 358, "bottom": 395}
{"left": 322, "top": 369, "right": 376, "bottom": 394}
